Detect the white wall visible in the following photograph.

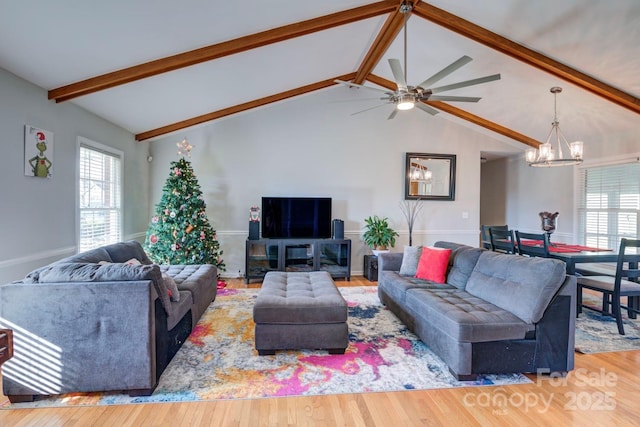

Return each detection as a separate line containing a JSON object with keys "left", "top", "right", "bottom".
{"left": 0, "top": 68, "right": 151, "bottom": 283}
{"left": 149, "top": 88, "right": 513, "bottom": 277}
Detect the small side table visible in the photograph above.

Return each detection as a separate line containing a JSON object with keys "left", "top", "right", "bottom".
{"left": 363, "top": 255, "right": 378, "bottom": 282}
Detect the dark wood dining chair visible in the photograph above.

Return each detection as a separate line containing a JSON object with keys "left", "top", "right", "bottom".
{"left": 481, "top": 225, "right": 508, "bottom": 249}
{"left": 576, "top": 238, "right": 640, "bottom": 335}
{"left": 489, "top": 228, "right": 517, "bottom": 254}
{"left": 515, "top": 231, "right": 550, "bottom": 257}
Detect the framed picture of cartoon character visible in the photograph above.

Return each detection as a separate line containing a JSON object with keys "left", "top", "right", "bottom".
{"left": 24, "top": 125, "right": 54, "bottom": 178}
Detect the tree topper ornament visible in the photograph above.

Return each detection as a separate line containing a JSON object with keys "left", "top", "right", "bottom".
{"left": 177, "top": 138, "right": 193, "bottom": 157}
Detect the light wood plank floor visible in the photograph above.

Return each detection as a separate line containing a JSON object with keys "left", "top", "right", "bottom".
{"left": 2, "top": 277, "right": 639, "bottom": 426}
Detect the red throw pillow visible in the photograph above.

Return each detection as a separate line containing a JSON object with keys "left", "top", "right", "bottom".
{"left": 415, "top": 247, "right": 452, "bottom": 284}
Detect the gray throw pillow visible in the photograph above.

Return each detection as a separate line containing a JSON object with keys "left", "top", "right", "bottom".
{"left": 399, "top": 245, "right": 423, "bottom": 276}
{"left": 162, "top": 273, "right": 180, "bottom": 302}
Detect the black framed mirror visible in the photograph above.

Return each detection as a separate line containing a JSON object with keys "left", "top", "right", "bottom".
{"left": 405, "top": 153, "right": 456, "bottom": 200}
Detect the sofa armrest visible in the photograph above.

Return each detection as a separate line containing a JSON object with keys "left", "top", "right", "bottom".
{"left": 534, "top": 274, "right": 576, "bottom": 372}
{"left": 378, "top": 252, "right": 403, "bottom": 272}
{"left": 0, "top": 280, "right": 158, "bottom": 397}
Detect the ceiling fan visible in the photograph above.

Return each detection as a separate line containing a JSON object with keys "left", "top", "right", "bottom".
{"left": 335, "top": 2, "right": 501, "bottom": 119}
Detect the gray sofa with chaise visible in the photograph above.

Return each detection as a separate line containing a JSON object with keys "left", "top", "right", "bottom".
{"left": 0, "top": 240, "right": 217, "bottom": 402}
{"left": 378, "top": 241, "right": 576, "bottom": 380}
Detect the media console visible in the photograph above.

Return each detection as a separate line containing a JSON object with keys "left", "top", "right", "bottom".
{"left": 245, "top": 238, "right": 351, "bottom": 283}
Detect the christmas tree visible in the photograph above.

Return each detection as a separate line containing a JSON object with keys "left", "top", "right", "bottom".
{"left": 145, "top": 157, "right": 225, "bottom": 270}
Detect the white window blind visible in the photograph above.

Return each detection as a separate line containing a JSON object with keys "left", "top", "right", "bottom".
{"left": 78, "top": 142, "right": 122, "bottom": 252}
{"left": 576, "top": 160, "right": 640, "bottom": 249}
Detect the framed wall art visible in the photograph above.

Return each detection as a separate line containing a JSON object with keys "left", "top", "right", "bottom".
{"left": 24, "top": 125, "right": 54, "bottom": 178}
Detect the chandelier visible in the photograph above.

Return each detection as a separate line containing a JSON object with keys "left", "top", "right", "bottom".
{"left": 525, "top": 87, "right": 583, "bottom": 167}
{"left": 410, "top": 159, "right": 432, "bottom": 181}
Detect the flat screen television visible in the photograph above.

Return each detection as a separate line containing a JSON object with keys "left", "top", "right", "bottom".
{"left": 261, "top": 197, "right": 332, "bottom": 239}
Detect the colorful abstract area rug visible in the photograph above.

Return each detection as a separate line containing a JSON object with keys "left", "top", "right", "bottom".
{"left": 574, "top": 294, "right": 640, "bottom": 354}
{"left": 5, "top": 286, "right": 530, "bottom": 409}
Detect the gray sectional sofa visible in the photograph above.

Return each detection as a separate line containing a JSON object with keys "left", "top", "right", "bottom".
{"left": 378, "top": 241, "right": 576, "bottom": 380}
{"left": 0, "top": 240, "right": 217, "bottom": 402}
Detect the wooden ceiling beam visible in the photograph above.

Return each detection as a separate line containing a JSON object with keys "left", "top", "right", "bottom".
{"left": 413, "top": 1, "right": 640, "bottom": 115}
{"left": 135, "top": 73, "right": 357, "bottom": 141}
{"left": 367, "top": 73, "right": 542, "bottom": 148}
{"left": 353, "top": 1, "right": 410, "bottom": 85}
{"left": 48, "top": 1, "right": 397, "bottom": 103}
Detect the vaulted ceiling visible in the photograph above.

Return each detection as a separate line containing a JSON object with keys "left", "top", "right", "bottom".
{"left": 1, "top": 0, "right": 638, "bottom": 155}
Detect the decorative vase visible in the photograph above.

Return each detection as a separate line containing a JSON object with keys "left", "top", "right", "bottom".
{"left": 539, "top": 211, "right": 559, "bottom": 242}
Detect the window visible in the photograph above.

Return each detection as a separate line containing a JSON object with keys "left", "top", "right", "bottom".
{"left": 576, "top": 158, "right": 640, "bottom": 249}
{"left": 78, "top": 138, "right": 123, "bottom": 252}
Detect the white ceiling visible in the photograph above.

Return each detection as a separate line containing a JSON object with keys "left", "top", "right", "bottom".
{"left": 1, "top": 0, "right": 638, "bottom": 156}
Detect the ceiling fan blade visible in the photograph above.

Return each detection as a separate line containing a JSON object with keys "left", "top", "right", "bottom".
{"left": 430, "top": 74, "right": 501, "bottom": 94}
{"left": 334, "top": 79, "right": 391, "bottom": 95}
{"left": 417, "top": 55, "right": 473, "bottom": 89}
{"left": 388, "top": 59, "right": 408, "bottom": 92}
{"left": 330, "top": 97, "right": 390, "bottom": 103}
{"left": 415, "top": 102, "right": 439, "bottom": 116}
{"left": 427, "top": 95, "right": 481, "bottom": 102}
{"left": 350, "top": 103, "right": 390, "bottom": 116}
{"left": 387, "top": 108, "right": 399, "bottom": 120}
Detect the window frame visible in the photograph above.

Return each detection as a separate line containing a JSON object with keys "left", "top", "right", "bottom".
{"left": 76, "top": 136, "right": 124, "bottom": 252}
{"left": 574, "top": 153, "right": 640, "bottom": 249}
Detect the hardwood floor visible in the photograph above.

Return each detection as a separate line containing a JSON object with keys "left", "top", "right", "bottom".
{"left": 2, "top": 277, "right": 639, "bottom": 426}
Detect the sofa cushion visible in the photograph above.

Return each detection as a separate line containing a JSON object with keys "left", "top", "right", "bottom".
{"left": 415, "top": 247, "right": 451, "bottom": 284}
{"left": 160, "top": 264, "right": 217, "bottom": 323}
{"left": 465, "top": 251, "right": 566, "bottom": 323}
{"left": 103, "top": 240, "right": 153, "bottom": 265}
{"left": 405, "top": 288, "right": 534, "bottom": 342}
{"left": 399, "top": 245, "right": 422, "bottom": 276}
{"left": 57, "top": 247, "right": 113, "bottom": 264}
{"left": 379, "top": 271, "right": 456, "bottom": 304}
{"left": 27, "top": 262, "right": 173, "bottom": 316}
{"left": 434, "top": 241, "right": 484, "bottom": 289}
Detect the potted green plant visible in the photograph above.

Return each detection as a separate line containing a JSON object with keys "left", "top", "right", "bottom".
{"left": 362, "top": 215, "right": 399, "bottom": 255}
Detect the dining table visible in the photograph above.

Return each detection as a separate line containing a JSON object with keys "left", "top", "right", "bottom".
{"left": 518, "top": 240, "right": 640, "bottom": 319}
{"left": 518, "top": 240, "right": 617, "bottom": 275}
{"left": 547, "top": 249, "right": 620, "bottom": 276}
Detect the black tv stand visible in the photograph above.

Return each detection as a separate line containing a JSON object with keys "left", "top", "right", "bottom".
{"left": 245, "top": 238, "right": 351, "bottom": 283}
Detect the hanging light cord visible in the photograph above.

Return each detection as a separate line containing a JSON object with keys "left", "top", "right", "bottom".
{"left": 403, "top": 6, "right": 408, "bottom": 83}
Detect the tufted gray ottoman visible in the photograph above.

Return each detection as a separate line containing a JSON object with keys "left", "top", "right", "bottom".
{"left": 253, "top": 271, "right": 349, "bottom": 355}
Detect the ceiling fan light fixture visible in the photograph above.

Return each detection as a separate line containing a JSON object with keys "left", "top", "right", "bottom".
{"left": 397, "top": 94, "right": 415, "bottom": 110}
{"left": 335, "top": 0, "right": 499, "bottom": 119}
